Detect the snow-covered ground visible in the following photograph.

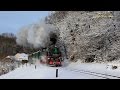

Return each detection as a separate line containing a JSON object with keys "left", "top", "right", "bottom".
{"left": 1, "top": 60, "right": 120, "bottom": 79}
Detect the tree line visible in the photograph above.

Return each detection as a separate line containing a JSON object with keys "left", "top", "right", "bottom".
{"left": 0, "top": 33, "right": 38, "bottom": 60}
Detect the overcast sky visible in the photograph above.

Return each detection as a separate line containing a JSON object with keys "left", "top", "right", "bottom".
{"left": 0, "top": 11, "right": 49, "bottom": 35}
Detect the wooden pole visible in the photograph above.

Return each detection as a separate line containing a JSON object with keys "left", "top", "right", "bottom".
{"left": 35, "top": 65, "right": 36, "bottom": 69}
{"left": 56, "top": 69, "right": 58, "bottom": 77}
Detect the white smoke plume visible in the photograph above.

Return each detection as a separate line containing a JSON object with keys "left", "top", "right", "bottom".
{"left": 16, "top": 26, "right": 29, "bottom": 47}
{"left": 16, "top": 21, "right": 57, "bottom": 48}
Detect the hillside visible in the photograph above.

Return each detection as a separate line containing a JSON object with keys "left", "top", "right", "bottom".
{"left": 45, "top": 11, "right": 120, "bottom": 63}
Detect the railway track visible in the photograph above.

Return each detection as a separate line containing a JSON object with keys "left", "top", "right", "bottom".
{"left": 65, "top": 68, "right": 120, "bottom": 79}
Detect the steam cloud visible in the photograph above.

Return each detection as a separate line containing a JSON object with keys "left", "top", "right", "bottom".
{"left": 16, "top": 21, "right": 57, "bottom": 48}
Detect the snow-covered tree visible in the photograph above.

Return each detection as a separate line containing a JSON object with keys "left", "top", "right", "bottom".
{"left": 46, "top": 11, "right": 120, "bottom": 62}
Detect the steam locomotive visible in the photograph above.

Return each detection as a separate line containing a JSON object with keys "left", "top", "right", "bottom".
{"left": 46, "top": 45, "right": 62, "bottom": 67}
{"left": 28, "top": 45, "right": 63, "bottom": 67}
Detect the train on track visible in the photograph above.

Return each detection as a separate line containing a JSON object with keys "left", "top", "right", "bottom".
{"left": 28, "top": 45, "right": 63, "bottom": 67}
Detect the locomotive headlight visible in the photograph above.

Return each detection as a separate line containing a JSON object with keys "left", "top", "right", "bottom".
{"left": 48, "top": 58, "right": 50, "bottom": 59}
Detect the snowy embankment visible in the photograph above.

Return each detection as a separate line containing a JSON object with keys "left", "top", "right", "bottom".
{"left": 1, "top": 60, "right": 120, "bottom": 79}
{"left": 66, "top": 60, "right": 120, "bottom": 78}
